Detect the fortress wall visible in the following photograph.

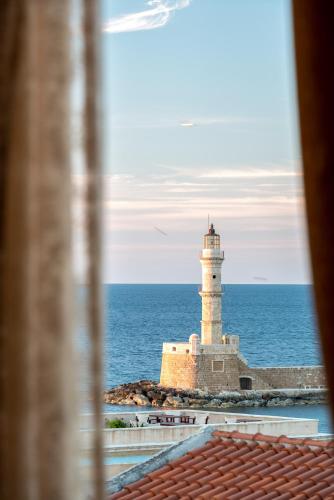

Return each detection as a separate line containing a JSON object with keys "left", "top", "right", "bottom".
{"left": 160, "top": 353, "right": 198, "bottom": 390}
{"left": 197, "top": 354, "right": 240, "bottom": 392}
{"left": 237, "top": 358, "right": 272, "bottom": 390}
{"left": 253, "top": 366, "right": 326, "bottom": 389}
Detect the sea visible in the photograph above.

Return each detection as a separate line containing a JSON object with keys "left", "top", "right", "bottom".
{"left": 99, "top": 284, "right": 332, "bottom": 433}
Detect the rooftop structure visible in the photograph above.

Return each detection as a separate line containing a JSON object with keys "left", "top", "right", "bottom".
{"left": 100, "top": 409, "right": 319, "bottom": 483}
{"left": 160, "top": 224, "right": 325, "bottom": 392}
{"left": 110, "top": 430, "right": 334, "bottom": 499}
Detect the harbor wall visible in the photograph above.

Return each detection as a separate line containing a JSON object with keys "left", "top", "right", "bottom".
{"left": 253, "top": 366, "right": 326, "bottom": 389}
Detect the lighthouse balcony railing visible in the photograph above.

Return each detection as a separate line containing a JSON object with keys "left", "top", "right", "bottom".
{"left": 199, "top": 250, "right": 224, "bottom": 260}
{"left": 198, "top": 285, "right": 225, "bottom": 294}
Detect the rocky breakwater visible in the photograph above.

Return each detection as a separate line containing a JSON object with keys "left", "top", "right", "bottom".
{"left": 104, "top": 380, "right": 328, "bottom": 409}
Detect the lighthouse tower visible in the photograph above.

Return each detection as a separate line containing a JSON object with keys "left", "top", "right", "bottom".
{"left": 159, "top": 221, "right": 325, "bottom": 392}
{"left": 160, "top": 222, "right": 245, "bottom": 392}
{"left": 199, "top": 223, "right": 224, "bottom": 344}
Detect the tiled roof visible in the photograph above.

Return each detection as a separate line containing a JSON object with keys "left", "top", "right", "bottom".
{"left": 111, "top": 431, "right": 334, "bottom": 499}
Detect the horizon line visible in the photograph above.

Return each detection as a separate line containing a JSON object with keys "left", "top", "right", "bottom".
{"left": 99, "top": 282, "right": 312, "bottom": 286}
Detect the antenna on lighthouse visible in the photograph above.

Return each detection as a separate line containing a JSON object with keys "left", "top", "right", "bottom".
{"left": 207, "top": 214, "right": 210, "bottom": 231}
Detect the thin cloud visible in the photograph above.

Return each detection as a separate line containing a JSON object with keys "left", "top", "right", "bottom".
{"left": 112, "top": 115, "right": 253, "bottom": 130}
{"left": 103, "top": 0, "right": 191, "bottom": 34}
{"left": 179, "top": 116, "right": 255, "bottom": 128}
{"left": 198, "top": 168, "right": 302, "bottom": 179}
{"left": 180, "top": 121, "right": 195, "bottom": 128}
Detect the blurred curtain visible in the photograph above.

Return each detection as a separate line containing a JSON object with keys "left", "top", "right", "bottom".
{"left": 0, "top": 2, "right": 103, "bottom": 499}
{"left": 293, "top": 2, "right": 334, "bottom": 418}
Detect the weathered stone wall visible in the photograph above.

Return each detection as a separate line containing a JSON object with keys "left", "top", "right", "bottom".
{"left": 160, "top": 353, "right": 198, "bottom": 390}
{"left": 237, "top": 358, "right": 272, "bottom": 390}
{"left": 160, "top": 351, "right": 326, "bottom": 393}
{"left": 197, "top": 354, "right": 240, "bottom": 392}
{"left": 253, "top": 366, "right": 326, "bottom": 389}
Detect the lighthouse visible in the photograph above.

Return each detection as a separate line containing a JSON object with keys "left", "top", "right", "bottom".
{"left": 199, "top": 223, "right": 224, "bottom": 344}
{"left": 160, "top": 221, "right": 325, "bottom": 392}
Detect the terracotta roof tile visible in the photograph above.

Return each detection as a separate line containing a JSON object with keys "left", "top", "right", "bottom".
{"left": 309, "top": 467, "right": 334, "bottom": 482}
{"left": 201, "top": 484, "right": 227, "bottom": 497}
{"left": 316, "top": 483, "right": 334, "bottom": 497}
{"left": 197, "top": 470, "right": 222, "bottom": 485}
{"left": 254, "top": 492, "right": 279, "bottom": 500}
{"left": 301, "top": 480, "right": 329, "bottom": 496}
{"left": 161, "top": 481, "right": 192, "bottom": 496}
{"left": 110, "top": 492, "right": 127, "bottom": 500}
{"left": 147, "top": 482, "right": 167, "bottom": 495}
{"left": 275, "top": 478, "right": 301, "bottom": 492}
{"left": 253, "top": 449, "right": 277, "bottom": 462}
{"left": 306, "top": 453, "right": 331, "bottom": 467}
{"left": 110, "top": 431, "right": 334, "bottom": 500}
{"left": 158, "top": 466, "right": 184, "bottom": 480}
{"left": 259, "top": 462, "right": 281, "bottom": 476}
{"left": 228, "top": 489, "right": 253, "bottom": 500}
{"left": 209, "top": 470, "right": 234, "bottom": 487}
{"left": 237, "top": 475, "right": 263, "bottom": 489}
{"left": 241, "top": 489, "right": 269, "bottom": 500}
{"left": 270, "top": 464, "right": 295, "bottom": 479}
{"left": 262, "top": 477, "right": 286, "bottom": 491}
{"left": 134, "top": 493, "right": 154, "bottom": 500}
{"left": 124, "top": 477, "right": 149, "bottom": 491}
{"left": 288, "top": 452, "right": 315, "bottom": 467}
{"left": 116, "top": 491, "right": 142, "bottom": 500}
{"left": 217, "top": 485, "right": 240, "bottom": 498}
{"left": 181, "top": 454, "right": 207, "bottom": 469}
{"left": 137, "top": 478, "right": 164, "bottom": 493}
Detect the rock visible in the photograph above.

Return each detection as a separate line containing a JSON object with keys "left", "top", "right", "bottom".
{"left": 188, "top": 398, "right": 208, "bottom": 407}
{"left": 152, "top": 399, "right": 164, "bottom": 407}
{"left": 218, "top": 391, "right": 243, "bottom": 402}
{"left": 194, "top": 389, "right": 208, "bottom": 398}
{"left": 119, "top": 397, "right": 136, "bottom": 405}
{"left": 206, "top": 399, "right": 222, "bottom": 408}
{"left": 282, "top": 398, "right": 294, "bottom": 406}
{"left": 235, "top": 400, "right": 253, "bottom": 407}
{"left": 220, "top": 402, "right": 234, "bottom": 408}
{"left": 103, "top": 380, "right": 328, "bottom": 410}
{"left": 163, "top": 395, "right": 183, "bottom": 407}
{"left": 266, "top": 398, "right": 281, "bottom": 407}
{"left": 147, "top": 391, "right": 161, "bottom": 401}
{"left": 132, "top": 394, "right": 150, "bottom": 406}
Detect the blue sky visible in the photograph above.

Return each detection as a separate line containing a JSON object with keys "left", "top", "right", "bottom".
{"left": 97, "top": 0, "right": 310, "bottom": 284}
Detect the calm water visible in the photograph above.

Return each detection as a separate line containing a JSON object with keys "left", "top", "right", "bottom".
{"left": 101, "top": 284, "right": 331, "bottom": 432}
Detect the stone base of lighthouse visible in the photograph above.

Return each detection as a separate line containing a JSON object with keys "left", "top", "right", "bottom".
{"left": 160, "top": 334, "right": 325, "bottom": 392}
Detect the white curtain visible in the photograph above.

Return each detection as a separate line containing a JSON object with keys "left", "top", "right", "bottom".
{"left": 0, "top": 2, "right": 104, "bottom": 499}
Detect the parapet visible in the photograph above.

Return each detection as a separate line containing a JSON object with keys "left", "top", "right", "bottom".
{"left": 222, "top": 335, "right": 239, "bottom": 347}
{"left": 162, "top": 333, "right": 200, "bottom": 356}
{"left": 162, "top": 333, "right": 240, "bottom": 357}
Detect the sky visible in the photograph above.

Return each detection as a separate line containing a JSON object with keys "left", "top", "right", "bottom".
{"left": 97, "top": 0, "right": 310, "bottom": 284}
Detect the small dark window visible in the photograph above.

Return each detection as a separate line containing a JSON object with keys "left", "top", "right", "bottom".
{"left": 213, "top": 275, "right": 216, "bottom": 279}
{"left": 172, "top": 347, "right": 176, "bottom": 351}
{"left": 186, "top": 349, "right": 189, "bottom": 354}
